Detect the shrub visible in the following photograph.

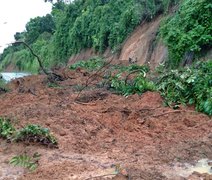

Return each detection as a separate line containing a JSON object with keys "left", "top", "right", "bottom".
{"left": 0, "top": 118, "right": 58, "bottom": 147}
{"left": 70, "top": 57, "right": 106, "bottom": 71}
{"left": 0, "top": 118, "right": 15, "bottom": 140}
{"left": 10, "top": 152, "right": 41, "bottom": 171}
{"left": 15, "top": 124, "right": 58, "bottom": 147}
{"left": 108, "top": 66, "right": 155, "bottom": 96}
{"left": 157, "top": 60, "right": 212, "bottom": 115}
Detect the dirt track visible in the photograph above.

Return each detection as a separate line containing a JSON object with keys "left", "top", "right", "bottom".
{"left": 0, "top": 70, "right": 211, "bottom": 179}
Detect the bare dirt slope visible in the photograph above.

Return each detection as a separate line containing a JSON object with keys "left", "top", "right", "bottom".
{"left": 0, "top": 69, "right": 211, "bottom": 180}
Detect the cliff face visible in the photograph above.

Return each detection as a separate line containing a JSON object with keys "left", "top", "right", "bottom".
{"left": 68, "top": 16, "right": 168, "bottom": 70}
{"left": 118, "top": 16, "right": 167, "bottom": 70}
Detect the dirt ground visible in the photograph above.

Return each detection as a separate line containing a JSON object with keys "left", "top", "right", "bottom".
{"left": 0, "top": 69, "right": 211, "bottom": 180}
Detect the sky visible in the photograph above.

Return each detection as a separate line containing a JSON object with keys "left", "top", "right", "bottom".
{"left": 0, "top": 0, "right": 52, "bottom": 53}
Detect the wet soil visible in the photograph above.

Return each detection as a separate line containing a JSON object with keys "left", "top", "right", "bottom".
{"left": 0, "top": 69, "right": 211, "bottom": 180}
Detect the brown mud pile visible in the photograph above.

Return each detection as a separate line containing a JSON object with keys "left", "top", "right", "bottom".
{"left": 0, "top": 69, "right": 211, "bottom": 180}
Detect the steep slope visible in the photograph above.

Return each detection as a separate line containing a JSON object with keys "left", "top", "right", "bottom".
{"left": 118, "top": 16, "right": 167, "bottom": 70}
{"left": 68, "top": 16, "right": 167, "bottom": 70}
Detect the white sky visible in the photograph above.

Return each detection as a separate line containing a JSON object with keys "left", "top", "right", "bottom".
{"left": 0, "top": 0, "right": 52, "bottom": 53}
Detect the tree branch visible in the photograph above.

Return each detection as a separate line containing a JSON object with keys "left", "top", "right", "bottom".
{"left": 12, "top": 41, "right": 49, "bottom": 75}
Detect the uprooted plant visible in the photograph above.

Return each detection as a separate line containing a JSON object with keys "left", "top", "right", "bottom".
{"left": 10, "top": 152, "right": 41, "bottom": 171}
{"left": 12, "top": 41, "right": 65, "bottom": 82}
{"left": 70, "top": 58, "right": 155, "bottom": 97}
{"left": 0, "top": 117, "right": 58, "bottom": 147}
{"left": 156, "top": 60, "right": 212, "bottom": 115}
{"left": 15, "top": 124, "right": 58, "bottom": 147}
{"left": 0, "top": 117, "right": 16, "bottom": 140}
{"left": 106, "top": 64, "right": 155, "bottom": 96}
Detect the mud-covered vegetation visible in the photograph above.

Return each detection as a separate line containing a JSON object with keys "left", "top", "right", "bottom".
{"left": 156, "top": 60, "right": 212, "bottom": 115}
{"left": 70, "top": 58, "right": 212, "bottom": 115}
{"left": 0, "top": 117, "right": 57, "bottom": 147}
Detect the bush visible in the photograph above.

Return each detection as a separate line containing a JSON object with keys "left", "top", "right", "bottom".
{"left": 106, "top": 64, "right": 155, "bottom": 96}
{"left": 157, "top": 60, "right": 212, "bottom": 115}
{"left": 15, "top": 124, "right": 58, "bottom": 147}
{"left": 0, "top": 118, "right": 15, "bottom": 140}
{"left": 0, "top": 118, "right": 58, "bottom": 147}
{"left": 70, "top": 57, "right": 106, "bottom": 71}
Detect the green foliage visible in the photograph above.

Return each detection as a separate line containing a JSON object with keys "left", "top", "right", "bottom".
{"left": 10, "top": 152, "right": 41, "bottom": 171}
{"left": 0, "top": 118, "right": 15, "bottom": 140}
{"left": 47, "top": 82, "right": 61, "bottom": 88}
{"left": 107, "top": 64, "right": 155, "bottom": 96}
{"left": 53, "top": 0, "right": 171, "bottom": 62}
{"left": 70, "top": 57, "right": 106, "bottom": 71}
{"left": 0, "top": 0, "right": 179, "bottom": 71}
{"left": 25, "top": 14, "right": 55, "bottom": 44}
{"left": 160, "top": 0, "right": 212, "bottom": 67}
{"left": 157, "top": 60, "right": 212, "bottom": 115}
{"left": 0, "top": 79, "right": 9, "bottom": 93}
{"left": 15, "top": 124, "right": 58, "bottom": 147}
{"left": 0, "top": 13, "right": 56, "bottom": 73}
{"left": 0, "top": 117, "right": 58, "bottom": 147}
{"left": 70, "top": 58, "right": 155, "bottom": 96}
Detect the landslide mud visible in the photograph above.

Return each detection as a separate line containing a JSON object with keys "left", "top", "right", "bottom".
{"left": 0, "top": 71, "right": 211, "bottom": 180}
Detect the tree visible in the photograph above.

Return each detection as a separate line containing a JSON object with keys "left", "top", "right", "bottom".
{"left": 14, "top": 32, "right": 25, "bottom": 41}
{"left": 25, "top": 14, "right": 55, "bottom": 44}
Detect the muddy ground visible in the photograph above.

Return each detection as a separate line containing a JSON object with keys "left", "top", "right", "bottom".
{"left": 0, "top": 69, "right": 211, "bottom": 180}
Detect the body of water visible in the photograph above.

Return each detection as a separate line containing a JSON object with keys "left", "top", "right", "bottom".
{"left": 0, "top": 72, "right": 30, "bottom": 82}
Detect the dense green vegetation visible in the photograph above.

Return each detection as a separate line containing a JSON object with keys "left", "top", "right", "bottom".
{"left": 157, "top": 60, "right": 212, "bottom": 115}
{"left": 160, "top": 0, "right": 212, "bottom": 67}
{"left": 0, "top": 0, "right": 178, "bottom": 72}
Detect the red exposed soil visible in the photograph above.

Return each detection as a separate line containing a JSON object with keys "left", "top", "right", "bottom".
{"left": 0, "top": 69, "right": 211, "bottom": 180}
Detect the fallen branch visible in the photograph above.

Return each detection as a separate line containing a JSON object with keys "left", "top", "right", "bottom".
{"left": 12, "top": 41, "right": 49, "bottom": 75}
{"left": 151, "top": 110, "right": 198, "bottom": 117}
{"left": 85, "top": 173, "right": 117, "bottom": 180}
{"left": 125, "top": 69, "right": 146, "bottom": 85}
{"left": 74, "top": 101, "right": 97, "bottom": 106}
{"left": 12, "top": 41, "right": 64, "bottom": 82}
{"left": 75, "top": 58, "right": 114, "bottom": 101}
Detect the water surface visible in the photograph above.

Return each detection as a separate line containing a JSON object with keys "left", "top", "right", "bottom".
{"left": 0, "top": 72, "right": 30, "bottom": 82}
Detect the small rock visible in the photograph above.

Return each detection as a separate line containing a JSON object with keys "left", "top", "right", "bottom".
{"left": 59, "top": 131, "right": 67, "bottom": 136}
{"left": 208, "top": 161, "right": 212, "bottom": 166}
